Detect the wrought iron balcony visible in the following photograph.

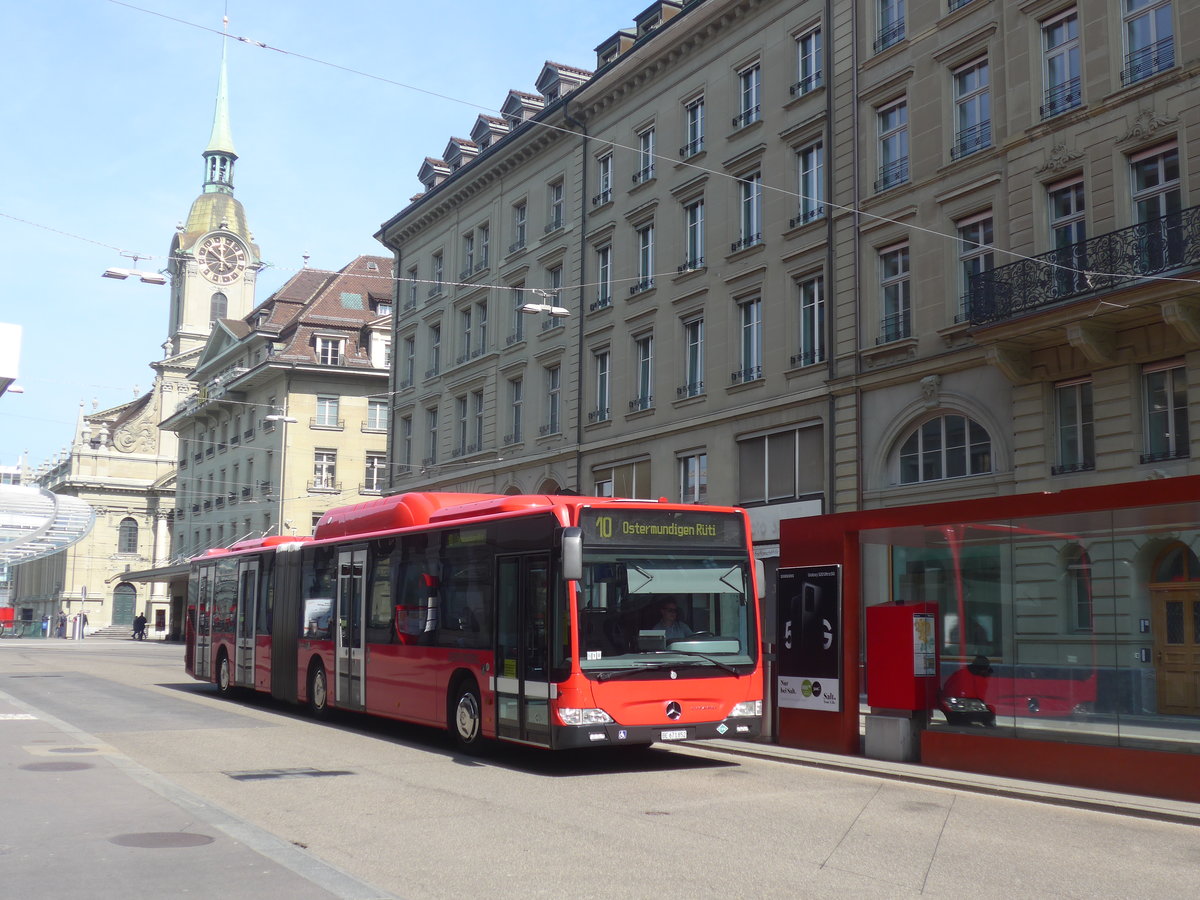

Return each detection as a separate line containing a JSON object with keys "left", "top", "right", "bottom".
{"left": 732, "top": 105, "right": 761, "bottom": 129}
{"left": 730, "top": 365, "right": 762, "bottom": 385}
{"left": 951, "top": 120, "right": 991, "bottom": 160}
{"left": 874, "top": 19, "right": 905, "bottom": 53}
{"left": 876, "top": 311, "right": 912, "bottom": 345}
{"left": 790, "top": 72, "right": 822, "bottom": 96}
{"left": 967, "top": 205, "right": 1200, "bottom": 326}
{"left": 1122, "top": 37, "right": 1174, "bottom": 86}
{"left": 790, "top": 205, "right": 825, "bottom": 229}
{"left": 1041, "top": 76, "right": 1081, "bottom": 119}
{"left": 875, "top": 157, "right": 909, "bottom": 193}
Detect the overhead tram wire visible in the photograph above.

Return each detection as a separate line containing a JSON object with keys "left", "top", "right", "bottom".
{"left": 77, "top": 0, "right": 1200, "bottom": 295}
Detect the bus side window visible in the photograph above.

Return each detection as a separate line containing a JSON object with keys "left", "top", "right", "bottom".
{"left": 366, "top": 538, "right": 396, "bottom": 644}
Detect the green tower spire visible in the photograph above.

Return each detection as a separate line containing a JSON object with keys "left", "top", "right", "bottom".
{"left": 202, "top": 36, "right": 237, "bottom": 194}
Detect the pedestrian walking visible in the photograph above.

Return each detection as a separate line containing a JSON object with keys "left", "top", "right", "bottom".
{"left": 57, "top": 611, "right": 67, "bottom": 638}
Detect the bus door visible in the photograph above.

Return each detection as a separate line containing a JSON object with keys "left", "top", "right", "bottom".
{"left": 335, "top": 548, "right": 367, "bottom": 710}
{"left": 234, "top": 558, "right": 259, "bottom": 687}
{"left": 495, "top": 553, "right": 551, "bottom": 746}
{"left": 195, "top": 564, "right": 214, "bottom": 680}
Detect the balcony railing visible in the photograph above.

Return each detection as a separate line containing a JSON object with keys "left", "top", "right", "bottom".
{"left": 632, "top": 165, "right": 655, "bottom": 185}
{"left": 629, "top": 278, "right": 655, "bottom": 296}
{"left": 677, "top": 256, "right": 705, "bottom": 274}
{"left": 876, "top": 311, "right": 912, "bottom": 344}
{"left": 874, "top": 19, "right": 905, "bottom": 53}
{"left": 730, "top": 234, "right": 763, "bottom": 253}
{"left": 679, "top": 138, "right": 704, "bottom": 158}
{"left": 1140, "top": 447, "right": 1189, "bottom": 465}
{"left": 875, "top": 157, "right": 909, "bottom": 193}
{"left": 730, "top": 365, "right": 762, "bottom": 385}
{"left": 968, "top": 205, "right": 1200, "bottom": 326}
{"left": 791, "top": 348, "right": 826, "bottom": 367}
{"left": 790, "top": 72, "right": 822, "bottom": 96}
{"left": 677, "top": 381, "right": 704, "bottom": 399}
{"left": 951, "top": 120, "right": 991, "bottom": 160}
{"left": 1122, "top": 37, "right": 1174, "bottom": 86}
{"left": 628, "top": 395, "right": 653, "bottom": 412}
{"left": 790, "top": 206, "right": 825, "bottom": 229}
{"left": 1041, "top": 76, "right": 1081, "bottom": 119}
{"left": 731, "top": 105, "right": 761, "bottom": 129}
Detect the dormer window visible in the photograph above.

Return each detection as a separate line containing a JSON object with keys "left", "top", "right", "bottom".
{"left": 315, "top": 336, "right": 345, "bottom": 366}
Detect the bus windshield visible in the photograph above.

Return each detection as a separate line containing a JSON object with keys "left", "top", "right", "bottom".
{"left": 575, "top": 508, "right": 757, "bottom": 675}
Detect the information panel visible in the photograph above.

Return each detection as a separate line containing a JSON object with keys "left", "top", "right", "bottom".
{"left": 579, "top": 508, "right": 745, "bottom": 550}
{"left": 776, "top": 565, "right": 842, "bottom": 712}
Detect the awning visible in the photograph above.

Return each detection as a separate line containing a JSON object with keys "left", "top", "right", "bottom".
{"left": 108, "top": 563, "right": 191, "bottom": 584}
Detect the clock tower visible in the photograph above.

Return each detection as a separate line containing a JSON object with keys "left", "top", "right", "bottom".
{"left": 165, "top": 38, "right": 261, "bottom": 358}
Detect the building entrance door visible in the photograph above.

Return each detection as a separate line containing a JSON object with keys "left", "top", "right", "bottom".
{"left": 1151, "top": 587, "right": 1200, "bottom": 715}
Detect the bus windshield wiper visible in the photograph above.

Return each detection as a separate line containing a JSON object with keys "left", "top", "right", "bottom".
{"left": 669, "top": 650, "right": 740, "bottom": 675}
{"left": 596, "top": 662, "right": 681, "bottom": 681}
{"left": 595, "top": 655, "right": 739, "bottom": 681}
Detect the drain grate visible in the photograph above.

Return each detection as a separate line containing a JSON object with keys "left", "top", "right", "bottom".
{"left": 110, "top": 832, "right": 215, "bottom": 849}
{"left": 223, "top": 767, "right": 353, "bottom": 782}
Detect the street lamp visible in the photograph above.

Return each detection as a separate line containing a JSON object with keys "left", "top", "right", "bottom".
{"left": 519, "top": 288, "right": 570, "bottom": 318}
{"left": 101, "top": 251, "right": 167, "bottom": 285}
{"left": 264, "top": 412, "right": 297, "bottom": 535}
{"left": 102, "top": 267, "right": 167, "bottom": 285}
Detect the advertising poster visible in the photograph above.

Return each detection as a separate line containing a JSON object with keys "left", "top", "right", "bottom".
{"left": 776, "top": 565, "right": 842, "bottom": 711}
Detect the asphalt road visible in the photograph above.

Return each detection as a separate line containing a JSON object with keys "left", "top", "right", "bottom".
{"left": 2, "top": 638, "right": 1197, "bottom": 899}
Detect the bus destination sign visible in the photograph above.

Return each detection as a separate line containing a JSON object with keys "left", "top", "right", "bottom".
{"left": 580, "top": 508, "right": 744, "bottom": 549}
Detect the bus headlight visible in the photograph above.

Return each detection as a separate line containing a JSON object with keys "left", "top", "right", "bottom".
{"left": 729, "top": 700, "right": 762, "bottom": 717}
{"left": 557, "top": 707, "right": 614, "bottom": 726}
{"left": 943, "top": 697, "right": 989, "bottom": 713}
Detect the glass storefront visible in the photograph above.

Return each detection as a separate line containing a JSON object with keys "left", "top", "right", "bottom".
{"left": 860, "top": 501, "right": 1200, "bottom": 754}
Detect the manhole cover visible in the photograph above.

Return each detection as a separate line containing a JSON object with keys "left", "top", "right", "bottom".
{"left": 49, "top": 747, "right": 98, "bottom": 754}
{"left": 20, "top": 761, "right": 93, "bottom": 772}
{"left": 110, "top": 832, "right": 215, "bottom": 849}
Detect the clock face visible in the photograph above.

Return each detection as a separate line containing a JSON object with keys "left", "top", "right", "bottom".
{"left": 197, "top": 235, "right": 247, "bottom": 285}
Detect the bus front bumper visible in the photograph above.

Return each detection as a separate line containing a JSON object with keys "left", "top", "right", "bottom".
{"left": 553, "top": 716, "right": 762, "bottom": 749}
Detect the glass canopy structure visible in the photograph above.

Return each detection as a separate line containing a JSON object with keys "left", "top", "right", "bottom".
{"left": 0, "top": 486, "right": 95, "bottom": 567}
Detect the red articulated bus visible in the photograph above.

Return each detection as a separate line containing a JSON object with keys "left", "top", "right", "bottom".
{"left": 186, "top": 492, "right": 764, "bottom": 750}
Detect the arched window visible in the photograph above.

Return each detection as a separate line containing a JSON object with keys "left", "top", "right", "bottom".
{"left": 898, "top": 414, "right": 992, "bottom": 484}
{"left": 210, "top": 292, "right": 228, "bottom": 322}
{"left": 1152, "top": 543, "right": 1200, "bottom": 583}
{"left": 117, "top": 517, "right": 139, "bottom": 554}
{"left": 1063, "top": 544, "right": 1093, "bottom": 632}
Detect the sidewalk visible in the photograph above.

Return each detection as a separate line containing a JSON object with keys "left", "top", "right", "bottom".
{"left": 698, "top": 737, "right": 1200, "bottom": 827}
{"left": 0, "top": 688, "right": 393, "bottom": 900}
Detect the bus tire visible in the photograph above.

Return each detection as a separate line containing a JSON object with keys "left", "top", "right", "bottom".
{"left": 216, "top": 652, "right": 234, "bottom": 697}
{"left": 448, "top": 678, "right": 483, "bottom": 752}
{"left": 308, "top": 662, "right": 330, "bottom": 720}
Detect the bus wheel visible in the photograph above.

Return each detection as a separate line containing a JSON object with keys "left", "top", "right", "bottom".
{"left": 308, "top": 663, "right": 330, "bottom": 719}
{"left": 449, "top": 679, "right": 482, "bottom": 751}
{"left": 216, "top": 653, "right": 233, "bottom": 696}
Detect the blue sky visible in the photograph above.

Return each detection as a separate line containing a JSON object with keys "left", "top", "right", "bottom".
{"left": 0, "top": 0, "right": 626, "bottom": 469}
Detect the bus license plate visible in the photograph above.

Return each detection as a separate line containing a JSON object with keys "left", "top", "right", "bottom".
{"left": 660, "top": 729, "right": 687, "bottom": 741}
